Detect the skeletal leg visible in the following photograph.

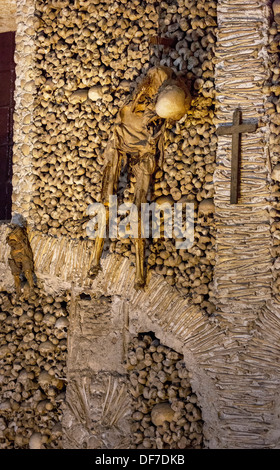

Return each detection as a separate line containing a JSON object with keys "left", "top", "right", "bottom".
{"left": 88, "top": 204, "right": 109, "bottom": 279}
{"left": 13, "top": 274, "right": 22, "bottom": 298}
{"left": 24, "top": 269, "right": 35, "bottom": 297}
{"left": 133, "top": 235, "right": 146, "bottom": 290}
{"left": 8, "top": 258, "right": 22, "bottom": 297}
{"left": 88, "top": 142, "right": 123, "bottom": 279}
{"left": 88, "top": 240, "right": 105, "bottom": 278}
{"left": 132, "top": 154, "right": 156, "bottom": 290}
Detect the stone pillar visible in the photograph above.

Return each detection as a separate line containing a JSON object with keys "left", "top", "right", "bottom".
{"left": 214, "top": 0, "right": 271, "bottom": 320}
{"left": 0, "top": 0, "right": 16, "bottom": 33}
{"left": 213, "top": 0, "right": 280, "bottom": 448}
{"left": 12, "top": 0, "right": 37, "bottom": 223}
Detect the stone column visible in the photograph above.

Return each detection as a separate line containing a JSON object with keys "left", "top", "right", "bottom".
{"left": 212, "top": 0, "right": 280, "bottom": 448}
{"left": 0, "top": 0, "right": 16, "bottom": 33}
{"left": 12, "top": 0, "right": 37, "bottom": 223}
{"left": 214, "top": 0, "right": 271, "bottom": 320}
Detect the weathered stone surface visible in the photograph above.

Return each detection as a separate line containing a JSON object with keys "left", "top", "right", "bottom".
{"left": 0, "top": 0, "right": 16, "bottom": 33}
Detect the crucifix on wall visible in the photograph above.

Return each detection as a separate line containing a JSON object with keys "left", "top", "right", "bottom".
{"left": 217, "top": 109, "right": 258, "bottom": 204}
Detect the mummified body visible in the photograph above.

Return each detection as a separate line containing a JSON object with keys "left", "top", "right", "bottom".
{"left": 6, "top": 225, "right": 35, "bottom": 297}
{"left": 88, "top": 66, "right": 191, "bottom": 289}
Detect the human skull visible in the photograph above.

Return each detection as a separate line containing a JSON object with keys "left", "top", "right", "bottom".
{"left": 273, "top": 0, "right": 280, "bottom": 24}
{"left": 155, "top": 84, "right": 191, "bottom": 120}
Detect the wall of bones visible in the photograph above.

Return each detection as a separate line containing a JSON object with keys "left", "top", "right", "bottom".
{"left": 31, "top": 0, "right": 217, "bottom": 310}
{"left": 1, "top": 0, "right": 280, "bottom": 450}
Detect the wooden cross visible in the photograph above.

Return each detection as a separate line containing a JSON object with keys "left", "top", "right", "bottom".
{"left": 217, "top": 109, "right": 258, "bottom": 204}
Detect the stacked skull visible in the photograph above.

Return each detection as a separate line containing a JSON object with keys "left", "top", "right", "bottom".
{"left": 31, "top": 0, "right": 217, "bottom": 312}
{"left": 0, "top": 289, "right": 69, "bottom": 448}
{"left": 127, "top": 332, "right": 204, "bottom": 449}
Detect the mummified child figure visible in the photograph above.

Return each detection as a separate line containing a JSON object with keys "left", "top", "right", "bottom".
{"left": 6, "top": 224, "right": 35, "bottom": 298}
{"left": 88, "top": 66, "right": 191, "bottom": 289}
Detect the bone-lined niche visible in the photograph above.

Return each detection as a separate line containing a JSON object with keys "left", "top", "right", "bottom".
{"left": 128, "top": 332, "right": 204, "bottom": 449}
{"left": 62, "top": 283, "right": 206, "bottom": 449}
